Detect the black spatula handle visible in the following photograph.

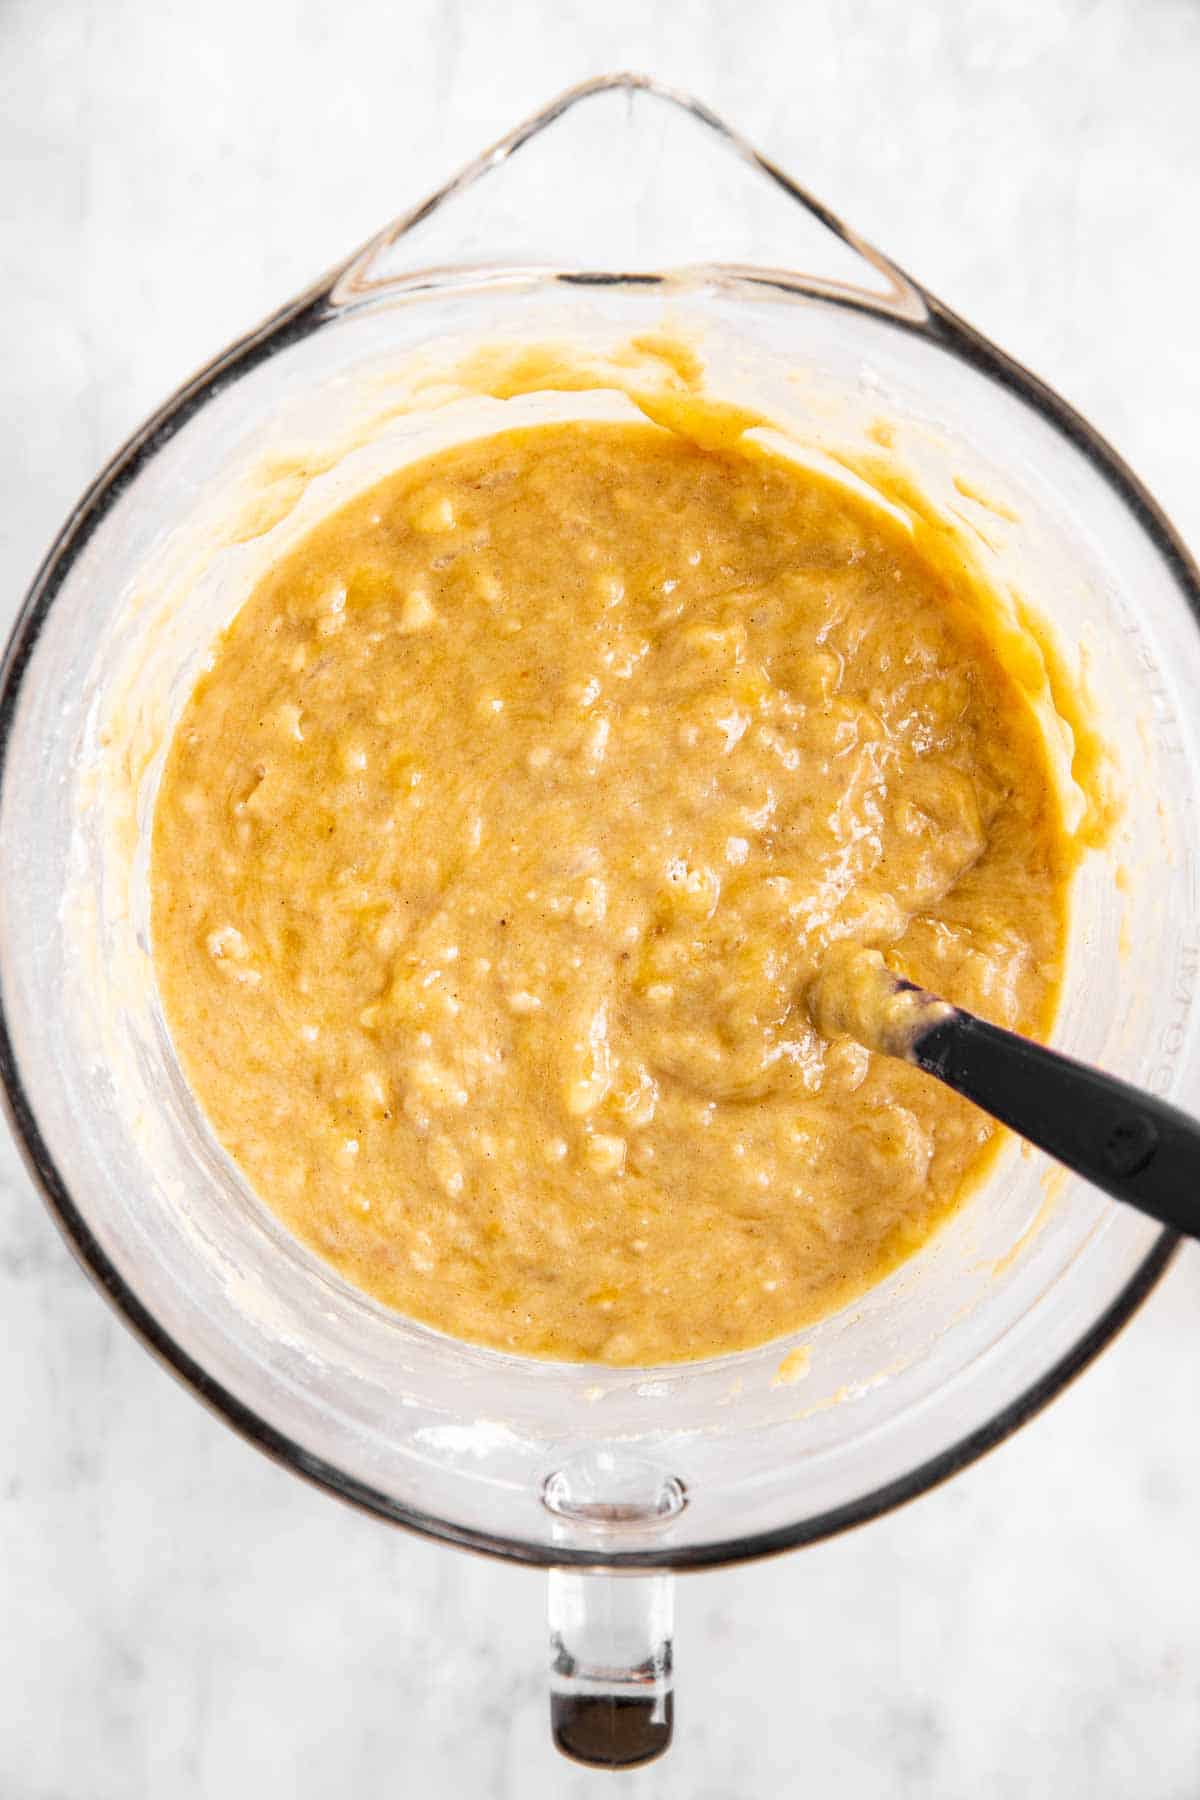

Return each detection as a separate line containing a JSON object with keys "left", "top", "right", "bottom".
{"left": 911, "top": 1008, "right": 1200, "bottom": 1238}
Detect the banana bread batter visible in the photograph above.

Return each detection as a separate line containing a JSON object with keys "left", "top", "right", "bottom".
{"left": 151, "top": 421, "right": 1069, "bottom": 1363}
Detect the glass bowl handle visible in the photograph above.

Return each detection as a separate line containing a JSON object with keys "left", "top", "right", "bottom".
{"left": 548, "top": 1568, "right": 675, "bottom": 1769}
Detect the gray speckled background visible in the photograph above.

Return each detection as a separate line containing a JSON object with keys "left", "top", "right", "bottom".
{"left": 3, "top": 1, "right": 1200, "bottom": 1793}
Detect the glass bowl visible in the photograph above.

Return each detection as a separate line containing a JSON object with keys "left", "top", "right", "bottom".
{"left": 3, "top": 76, "right": 1199, "bottom": 1768}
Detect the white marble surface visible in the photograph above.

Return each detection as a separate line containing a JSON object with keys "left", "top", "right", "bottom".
{"left": 4, "top": 0, "right": 1200, "bottom": 1793}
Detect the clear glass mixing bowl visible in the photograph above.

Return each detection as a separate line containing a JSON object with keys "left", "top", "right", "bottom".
{"left": 3, "top": 77, "right": 1199, "bottom": 1768}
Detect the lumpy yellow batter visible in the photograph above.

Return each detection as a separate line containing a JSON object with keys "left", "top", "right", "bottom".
{"left": 152, "top": 420, "right": 1069, "bottom": 1364}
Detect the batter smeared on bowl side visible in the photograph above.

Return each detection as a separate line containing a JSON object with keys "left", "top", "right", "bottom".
{"left": 152, "top": 420, "right": 1069, "bottom": 1363}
